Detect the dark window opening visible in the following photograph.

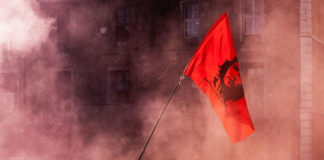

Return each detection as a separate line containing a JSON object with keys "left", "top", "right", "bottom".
{"left": 75, "top": 71, "right": 107, "bottom": 105}
{"left": 115, "top": 8, "right": 130, "bottom": 44}
{"left": 184, "top": 2, "right": 199, "bottom": 38}
{"left": 107, "top": 69, "right": 130, "bottom": 103}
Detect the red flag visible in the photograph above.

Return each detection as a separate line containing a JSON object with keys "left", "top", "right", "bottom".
{"left": 184, "top": 13, "right": 254, "bottom": 143}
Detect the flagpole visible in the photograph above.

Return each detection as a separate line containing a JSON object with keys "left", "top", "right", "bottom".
{"left": 138, "top": 74, "right": 184, "bottom": 160}
{"left": 137, "top": 49, "right": 196, "bottom": 160}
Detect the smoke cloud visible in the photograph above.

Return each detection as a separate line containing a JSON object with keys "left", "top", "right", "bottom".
{"left": 0, "top": 0, "right": 53, "bottom": 52}
{"left": 0, "top": 0, "right": 315, "bottom": 160}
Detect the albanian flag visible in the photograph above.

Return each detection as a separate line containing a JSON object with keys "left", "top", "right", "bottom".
{"left": 184, "top": 13, "right": 254, "bottom": 143}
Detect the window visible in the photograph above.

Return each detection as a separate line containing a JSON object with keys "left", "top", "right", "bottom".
{"left": 116, "top": 8, "right": 130, "bottom": 25}
{"left": 0, "top": 72, "right": 17, "bottom": 112}
{"left": 107, "top": 69, "right": 130, "bottom": 103}
{"left": 75, "top": 70, "right": 106, "bottom": 105}
{"left": 49, "top": 15, "right": 70, "bottom": 54}
{"left": 115, "top": 8, "right": 130, "bottom": 43}
{"left": 0, "top": 41, "right": 12, "bottom": 64}
{"left": 184, "top": 2, "right": 199, "bottom": 38}
{"left": 244, "top": 0, "right": 262, "bottom": 34}
{"left": 246, "top": 67, "right": 264, "bottom": 107}
{"left": 241, "top": 63, "right": 264, "bottom": 114}
{"left": 55, "top": 71, "right": 72, "bottom": 111}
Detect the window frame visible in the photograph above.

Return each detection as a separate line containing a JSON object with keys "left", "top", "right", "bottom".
{"left": 54, "top": 70, "right": 73, "bottom": 112}
{"left": 0, "top": 71, "right": 18, "bottom": 113}
{"left": 242, "top": 0, "right": 263, "bottom": 35}
{"left": 115, "top": 7, "right": 131, "bottom": 44}
{"left": 240, "top": 61, "right": 265, "bottom": 115}
{"left": 181, "top": 1, "right": 200, "bottom": 39}
{"left": 116, "top": 8, "right": 131, "bottom": 25}
{"left": 106, "top": 68, "right": 131, "bottom": 104}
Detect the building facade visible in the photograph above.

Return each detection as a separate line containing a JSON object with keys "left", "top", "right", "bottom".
{"left": 0, "top": 0, "right": 323, "bottom": 159}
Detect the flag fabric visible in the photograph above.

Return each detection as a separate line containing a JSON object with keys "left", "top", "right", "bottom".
{"left": 184, "top": 12, "right": 254, "bottom": 143}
